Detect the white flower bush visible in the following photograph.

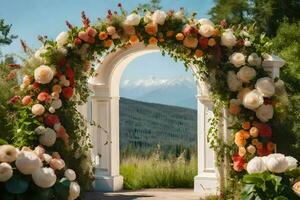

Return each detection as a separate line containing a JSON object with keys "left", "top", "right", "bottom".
{"left": 32, "top": 167, "right": 57, "bottom": 188}
{"left": 248, "top": 53, "right": 262, "bottom": 67}
{"left": 0, "top": 163, "right": 13, "bottom": 182}
{"left": 227, "top": 71, "right": 242, "bottom": 92}
{"left": 229, "top": 52, "right": 246, "bottom": 67}
{"left": 237, "top": 66, "right": 256, "bottom": 83}
{"left": 16, "top": 150, "right": 42, "bottom": 175}
{"left": 242, "top": 89, "right": 264, "bottom": 110}
{"left": 221, "top": 29, "right": 237, "bottom": 47}
{"left": 256, "top": 104, "right": 274, "bottom": 122}
{"left": 255, "top": 77, "right": 275, "bottom": 97}
{"left": 0, "top": 145, "right": 18, "bottom": 163}
{"left": 152, "top": 10, "right": 167, "bottom": 25}
{"left": 34, "top": 65, "right": 54, "bottom": 84}
{"left": 247, "top": 157, "right": 267, "bottom": 174}
{"left": 124, "top": 13, "right": 141, "bottom": 26}
{"left": 247, "top": 154, "right": 298, "bottom": 174}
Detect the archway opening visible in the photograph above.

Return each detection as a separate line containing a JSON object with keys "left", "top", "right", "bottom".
{"left": 119, "top": 52, "right": 198, "bottom": 189}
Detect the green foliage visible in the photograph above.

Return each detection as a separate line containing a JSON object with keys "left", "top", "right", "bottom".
{"left": 271, "top": 21, "right": 300, "bottom": 161}
{"left": 0, "top": 19, "right": 17, "bottom": 46}
{"left": 136, "top": 0, "right": 162, "bottom": 13}
{"left": 209, "top": 0, "right": 300, "bottom": 36}
{"left": 120, "top": 153, "right": 197, "bottom": 189}
{"left": 241, "top": 169, "right": 300, "bottom": 199}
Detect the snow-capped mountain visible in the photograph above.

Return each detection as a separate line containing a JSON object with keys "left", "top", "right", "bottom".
{"left": 120, "top": 76, "right": 197, "bottom": 109}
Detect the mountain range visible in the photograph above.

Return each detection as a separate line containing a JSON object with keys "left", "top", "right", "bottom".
{"left": 120, "top": 76, "right": 197, "bottom": 109}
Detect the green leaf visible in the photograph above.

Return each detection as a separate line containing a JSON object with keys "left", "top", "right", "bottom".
{"left": 274, "top": 196, "right": 289, "bottom": 200}
{"left": 5, "top": 174, "right": 29, "bottom": 194}
{"left": 53, "top": 178, "right": 70, "bottom": 200}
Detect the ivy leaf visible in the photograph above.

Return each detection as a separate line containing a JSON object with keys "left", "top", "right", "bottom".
{"left": 5, "top": 174, "right": 29, "bottom": 194}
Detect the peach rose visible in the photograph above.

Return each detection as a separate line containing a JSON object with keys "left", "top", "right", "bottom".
{"left": 123, "top": 25, "right": 136, "bottom": 35}
{"left": 64, "top": 169, "right": 76, "bottom": 181}
{"left": 34, "top": 145, "right": 45, "bottom": 160}
{"left": 149, "top": 37, "right": 158, "bottom": 45}
{"left": 183, "top": 37, "right": 198, "bottom": 48}
{"left": 32, "top": 104, "right": 45, "bottom": 116}
{"left": 15, "top": 151, "right": 42, "bottom": 175}
{"left": 145, "top": 23, "right": 158, "bottom": 35}
{"left": 249, "top": 127, "right": 259, "bottom": 137}
{"left": 32, "top": 167, "right": 57, "bottom": 188}
{"left": 256, "top": 104, "right": 274, "bottom": 122}
{"left": 34, "top": 65, "right": 54, "bottom": 84}
{"left": 176, "top": 33, "right": 185, "bottom": 41}
{"left": 0, "top": 162, "right": 13, "bottom": 182}
{"left": 247, "top": 145, "right": 256, "bottom": 154}
{"left": 22, "top": 96, "right": 33, "bottom": 106}
{"left": 49, "top": 158, "right": 65, "bottom": 170}
{"left": 229, "top": 99, "right": 241, "bottom": 115}
{"left": 0, "top": 145, "right": 18, "bottom": 163}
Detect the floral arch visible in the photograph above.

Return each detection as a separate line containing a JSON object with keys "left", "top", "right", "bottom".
{"left": 1, "top": 5, "right": 299, "bottom": 200}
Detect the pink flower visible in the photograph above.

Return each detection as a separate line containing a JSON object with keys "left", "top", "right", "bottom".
{"left": 9, "top": 96, "right": 21, "bottom": 104}
{"left": 49, "top": 158, "right": 65, "bottom": 170}
{"left": 34, "top": 145, "right": 45, "bottom": 160}
{"left": 44, "top": 114, "right": 60, "bottom": 127}
{"left": 86, "top": 27, "right": 97, "bottom": 37}
{"left": 37, "top": 92, "right": 52, "bottom": 103}
{"left": 22, "top": 96, "right": 32, "bottom": 106}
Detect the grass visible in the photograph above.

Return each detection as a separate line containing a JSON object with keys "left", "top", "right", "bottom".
{"left": 120, "top": 153, "right": 197, "bottom": 190}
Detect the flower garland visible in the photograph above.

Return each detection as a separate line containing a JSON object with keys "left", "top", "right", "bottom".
{"left": 2, "top": 4, "right": 298, "bottom": 199}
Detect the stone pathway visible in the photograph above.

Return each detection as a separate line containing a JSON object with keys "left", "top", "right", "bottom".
{"left": 86, "top": 189, "right": 203, "bottom": 200}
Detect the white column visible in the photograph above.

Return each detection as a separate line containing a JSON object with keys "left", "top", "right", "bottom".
{"left": 91, "top": 86, "right": 123, "bottom": 192}
{"left": 262, "top": 54, "right": 285, "bottom": 79}
{"left": 194, "top": 82, "right": 218, "bottom": 195}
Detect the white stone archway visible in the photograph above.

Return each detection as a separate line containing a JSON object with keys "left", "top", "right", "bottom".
{"left": 83, "top": 43, "right": 219, "bottom": 193}
{"left": 77, "top": 43, "right": 285, "bottom": 193}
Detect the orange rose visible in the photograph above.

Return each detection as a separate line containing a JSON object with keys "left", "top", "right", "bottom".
{"left": 212, "top": 29, "right": 220, "bottom": 36}
{"left": 251, "top": 139, "right": 259, "bottom": 146}
{"left": 129, "top": 35, "right": 139, "bottom": 44}
{"left": 238, "top": 147, "right": 246, "bottom": 157}
{"left": 208, "top": 38, "right": 216, "bottom": 46}
{"left": 98, "top": 32, "right": 108, "bottom": 40}
{"left": 145, "top": 23, "right": 158, "bottom": 35}
{"left": 242, "top": 121, "right": 251, "bottom": 130}
{"left": 235, "top": 134, "right": 246, "bottom": 147}
{"left": 166, "top": 31, "right": 174, "bottom": 37}
{"left": 104, "top": 39, "right": 113, "bottom": 47}
{"left": 195, "top": 49, "right": 204, "bottom": 58}
{"left": 52, "top": 84, "right": 62, "bottom": 93}
{"left": 148, "top": 37, "right": 158, "bottom": 45}
{"left": 175, "top": 33, "right": 185, "bottom": 41}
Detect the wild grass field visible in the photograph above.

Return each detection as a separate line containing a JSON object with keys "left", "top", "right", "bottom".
{"left": 120, "top": 152, "right": 197, "bottom": 190}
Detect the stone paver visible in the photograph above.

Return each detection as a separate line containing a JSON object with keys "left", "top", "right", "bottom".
{"left": 86, "top": 189, "right": 203, "bottom": 200}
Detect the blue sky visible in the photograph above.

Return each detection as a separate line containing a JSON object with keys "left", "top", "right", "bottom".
{"left": 0, "top": 0, "right": 214, "bottom": 80}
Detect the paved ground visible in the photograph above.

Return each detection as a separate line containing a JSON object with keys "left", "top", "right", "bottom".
{"left": 86, "top": 189, "right": 203, "bottom": 200}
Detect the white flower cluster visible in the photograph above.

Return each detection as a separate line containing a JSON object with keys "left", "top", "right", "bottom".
{"left": 226, "top": 51, "right": 277, "bottom": 122}
{"left": 0, "top": 145, "right": 79, "bottom": 199}
{"left": 247, "top": 153, "right": 298, "bottom": 174}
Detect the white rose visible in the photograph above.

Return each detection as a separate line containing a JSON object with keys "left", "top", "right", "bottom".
{"left": 198, "top": 18, "right": 214, "bottom": 26}
{"left": 247, "top": 157, "right": 267, "bottom": 174}
{"left": 143, "top": 12, "right": 152, "bottom": 23}
{"left": 243, "top": 89, "right": 264, "bottom": 110}
{"left": 255, "top": 77, "right": 275, "bottom": 97}
{"left": 34, "top": 65, "right": 54, "bottom": 84}
{"left": 16, "top": 151, "right": 42, "bottom": 175}
{"left": 174, "top": 10, "right": 184, "bottom": 20}
{"left": 152, "top": 10, "right": 167, "bottom": 25}
{"left": 229, "top": 52, "right": 246, "bottom": 67}
{"left": 51, "top": 99, "right": 62, "bottom": 110}
{"left": 256, "top": 104, "right": 274, "bottom": 122}
{"left": 227, "top": 71, "right": 242, "bottom": 92}
{"left": 32, "top": 167, "right": 57, "bottom": 188}
{"left": 39, "top": 128, "right": 57, "bottom": 147}
{"left": 248, "top": 53, "right": 262, "bottom": 67}
{"left": 0, "top": 163, "right": 13, "bottom": 182}
{"left": 31, "top": 104, "right": 45, "bottom": 116}
{"left": 221, "top": 29, "right": 237, "bottom": 47}
{"left": 247, "top": 145, "right": 256, "bottom": 154}
{"left": 56, "top": 32, "right": 69, "bottom": 47}
{"left": 124, "top": 13, "right": 141, "bottom": 26}
{"left": 0, "top": 145, "right": 18, "bottom": 163}
{"left": 265, "top": 153, "right": 289, "bottom": 173}
{"left": 64, "top": 169, "right": 76, "bottom": 181}
{"left": 237, "top": 66, "right": 256, "bottom": 83}
{"left": 285, "top": 156, "right": 298, "bottom": 171}
{"left": 34, "top": 46, "right": 49, "bottom": 64}
{"left": 68, "top": 182, "right": 80, "bottom": 200}
{"left": 198, "top": 24, "right": 214, "bottom": 38}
